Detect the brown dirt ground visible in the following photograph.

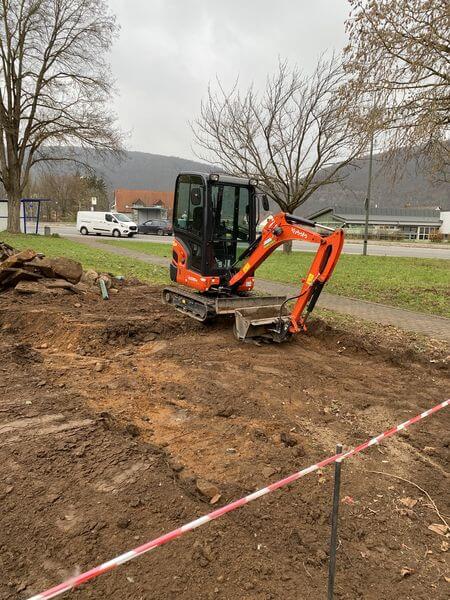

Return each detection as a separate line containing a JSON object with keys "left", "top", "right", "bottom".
{"left": 0, "top": 283, "right": 449, "bottom": 600}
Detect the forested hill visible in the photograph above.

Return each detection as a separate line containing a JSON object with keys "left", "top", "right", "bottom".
{"left": 37, "top": 147, "right": 449, "bottom": 211}
{"left": 36, "top": 147, "right": 214, "bottom": 191}
{"left": 298, "top": 152, "right": 449, "bottom": 215}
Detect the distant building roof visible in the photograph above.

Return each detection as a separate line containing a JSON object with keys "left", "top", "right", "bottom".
{"left": 114, "top": 189, "right": 174, "bottom": 213}
{"left": 133, "top": 206, "right": 167, "bottom": 211}
{"left": 308, "top": 206, "right": 442, "bottom": 226}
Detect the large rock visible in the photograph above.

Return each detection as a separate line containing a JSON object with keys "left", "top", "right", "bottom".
{"left": 30, "top": 256, "right": 83, "bottom": 284}
{"left": 0, "top": 267, "right": 42, "bottom": 289}
{"left": 14, "top": 281, "right": 47, "bottom": 294}
{"left": 0, "top": 242, "right": 16, "bottom": 261}
{"left": 0, "top": 249, "right": 37, "bottom": 271}
{"left": 51, "top": 256, "right": 83, "bottom": 283}
{"left": 81, "top": 269, "right": 99, "bottom": 286}
{"left": 44, "top": 279, "right": 79, "bottom": 292}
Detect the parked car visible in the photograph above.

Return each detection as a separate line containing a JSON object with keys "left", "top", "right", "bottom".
{"left": 138, "top": 219, "right": 172, "bottom": 236}
{"left": 76, "top": 211, "right": 138, "bottom": 237}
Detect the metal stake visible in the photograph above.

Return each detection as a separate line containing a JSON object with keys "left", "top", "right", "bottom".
{"left": 327, "top": 443, "right": 343, "bottom": 600}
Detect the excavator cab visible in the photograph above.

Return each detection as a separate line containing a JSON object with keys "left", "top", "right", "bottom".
{"left": 164, "top": 172, "right": 344, "bottom": 342}
{"left": 170, "top": 172, "right": 260, "bottom": 285}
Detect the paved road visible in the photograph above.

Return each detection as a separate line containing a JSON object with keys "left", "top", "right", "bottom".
{"left": 72, "top": 235, "right": 450, "bottom": 342}
{"left": 46, "top": 223, "right": 450, "bottom": 259}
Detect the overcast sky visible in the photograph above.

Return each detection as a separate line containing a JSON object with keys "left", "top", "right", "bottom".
{"left": 108, "top": 0, "right": 350, "bottom": 160}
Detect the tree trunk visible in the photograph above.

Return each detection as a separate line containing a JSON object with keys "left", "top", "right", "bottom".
{"left": 6, "top": 188, "right": 22, "bottom": 234}
{"left": 283, "top": 240, "right": 293, "bottom": 253}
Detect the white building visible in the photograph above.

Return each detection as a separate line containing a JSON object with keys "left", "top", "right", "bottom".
{"left": 440, "top": 211, "right": 450, "bottom": 239}
{"left": 308, "top": 206, "right": 449, "bottom": 241}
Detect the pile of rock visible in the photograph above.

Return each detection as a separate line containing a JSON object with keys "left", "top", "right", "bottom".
{"left": 80, "top": 268, "right": 120, "bottom": 296}
{"left": 0, "top": 242, "right": 120, "bottom": 297}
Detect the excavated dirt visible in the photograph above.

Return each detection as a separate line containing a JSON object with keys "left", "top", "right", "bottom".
{"left": 0, "top": 283, "right": 449, "bottom": 600}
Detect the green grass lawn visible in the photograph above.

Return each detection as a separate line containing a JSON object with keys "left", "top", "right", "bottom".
{"left": 0, "top": 232, "right": 169, "bottom": 285}
{"left": 257, "top": 252, "right": 450, "bottom": 317}
{"left": 101, "top": 238, "right": 173, "bottom": 258}
{"left": 103, "top": 238, "right": 450, "bottom": 317}
{"left": 2, "top": 233, "right": 449, "bottom": 317}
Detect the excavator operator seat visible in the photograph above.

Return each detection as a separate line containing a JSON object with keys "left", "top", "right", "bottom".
{"left": 191, "top": 205, "right": 203, "bottom": 236}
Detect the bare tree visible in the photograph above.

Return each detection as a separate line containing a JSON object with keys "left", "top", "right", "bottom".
{"left": 28, "top": 170, "right": 109, "bottom": 220}
{"left": 344, "top": 0, "right": 450, "bottom": 173}
{"left": 193, "top": 57, "right": 367, "bottom": 221}
{"left": 0, "top": 0, "right": 123, "bottom": 233}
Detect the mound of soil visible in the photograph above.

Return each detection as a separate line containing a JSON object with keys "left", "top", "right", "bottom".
{"left": 0, "top": 284, "right": 448, "bottom": 599}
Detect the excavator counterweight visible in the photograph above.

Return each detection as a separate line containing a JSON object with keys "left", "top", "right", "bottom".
{"left": 162, "top": 172, "right": 344, "bottom": 342}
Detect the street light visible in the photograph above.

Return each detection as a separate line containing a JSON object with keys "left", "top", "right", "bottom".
{"left": 363, "top": 130, "right": 374, "bottom": 256}
{"left": 362, "top": 94, "right": 381, "bottom": 257}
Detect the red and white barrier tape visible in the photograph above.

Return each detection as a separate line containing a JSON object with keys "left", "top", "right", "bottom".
{"left": 28, "top": 398, "right": 449, "bottom": 600}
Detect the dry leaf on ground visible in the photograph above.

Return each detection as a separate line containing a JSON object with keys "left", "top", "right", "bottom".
{"left": 428, "top": 523, "right": 449, "bottom": 536}
{"left": 399, "top": 497, "right": 417, "bottom": 509}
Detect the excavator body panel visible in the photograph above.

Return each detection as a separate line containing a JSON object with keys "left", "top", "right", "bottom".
{"left": 164, "top": 172, "right": 344, "bottom": 342}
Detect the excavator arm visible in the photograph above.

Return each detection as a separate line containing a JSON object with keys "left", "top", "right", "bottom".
{"left": 229, "top": 213, "right": 344, "bottom": 338}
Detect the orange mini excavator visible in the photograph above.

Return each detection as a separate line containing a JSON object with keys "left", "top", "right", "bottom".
{"left": 163, "top": 172, "right": 344, "bottom": 342}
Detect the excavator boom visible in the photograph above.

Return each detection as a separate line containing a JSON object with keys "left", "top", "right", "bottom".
{"left": 229, "top": 213, "right": 344, "bottom": 341}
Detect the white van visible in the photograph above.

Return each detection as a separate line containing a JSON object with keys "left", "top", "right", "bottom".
{"left": 76, "top": 211, "right": 138, "bottom": 238}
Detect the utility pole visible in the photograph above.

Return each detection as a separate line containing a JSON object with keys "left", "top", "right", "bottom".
{"left": 363, "top": 129, "right": 374, "bottom": 256}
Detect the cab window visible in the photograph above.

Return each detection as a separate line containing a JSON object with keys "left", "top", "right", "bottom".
{"left": 105, "top": 214, "right": 113, "bottom": 222}
{"left": 174, "top": 175, "right": 205, "bottom": 235}
{"left": 210, "top": 184, "right": 252, "bottom": 269}
{"left": 212, "top": 185, "right": 250, "bottom": 242}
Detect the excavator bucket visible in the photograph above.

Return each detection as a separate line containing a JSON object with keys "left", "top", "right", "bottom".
{"left": 234, "top": 305, "right": 291, "bottom": 343}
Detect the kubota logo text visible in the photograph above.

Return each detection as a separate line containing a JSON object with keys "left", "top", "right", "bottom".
{"left": 291, "top": 227, "right": 308, "bottom": 239}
